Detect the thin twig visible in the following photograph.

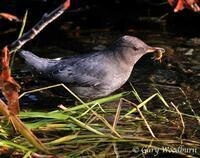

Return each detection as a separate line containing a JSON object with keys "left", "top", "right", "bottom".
{"left": 113, "top": 143, "right": 119, "bottom": 158}
{"left": 112, "top": 99, "right": 122, "bottom": 130}
{"left": 171, "top": 102, "right": 185, "bottom": 142}
{"left": 9, "top": 0, "right": 70, "bottom": 53}
{"left": 19, "top": 83, "right": 85, "bottom": 104}
{"left": 134, "top": 104, "right": 156, "bottom": 138}
{"left": 120, "top": 98, "right": 156, "bottom": 138}
{"left": 179, "top": 87, "right": 200, "bottom": 124}
{"left": 92, "top": 111, "right": 122, "bottom": 138}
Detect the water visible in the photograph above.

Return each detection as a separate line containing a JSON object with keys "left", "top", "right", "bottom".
{"left": 14, "top": 27, "right": 199, "bottom": 108}
{"left": 1, "top": 22, "right": 200, "bottom": 156}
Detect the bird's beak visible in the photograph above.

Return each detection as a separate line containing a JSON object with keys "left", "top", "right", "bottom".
{"left": 146, "top": 47, "right": 165, "bottom": 53}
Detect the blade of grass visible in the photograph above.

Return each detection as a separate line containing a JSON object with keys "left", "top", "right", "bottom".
{"left": 23, "top": 151, "right": 32, "bottom": 158}
{"left": 9, "top": 114, "right": 49, "bottom": 153}
{"left": 129, "top": 82, "right": 148, "bottom": 111}
{"left": 20, "top": 111, "right": 69, "bottom": 120}
{"left": 171, "top": 102, "right": 185, "bottom": 141}
{"left": 129, "top": 82, "right": 143, "bottom": 103}
{"left": 91, "top": 111, "right": 122, "bottom": 138}
{"left": 133, "top": 103, "right": 156, "bottom": 138}
{"left": 112, "top": 99, "right": 122, "bottom": 130}
{"left": 164, "top": 109, "right": 200, "bottom": 119}
{"left": 179, "top": 87, "right": 200, "bottom": 124}
{"left": 155, "top": 89, "right": 169, "bottom": 107}
{"left": 0, "top": 96, "right": 49, "bottom": 153}
{"left": 19, "top": 83, "right": 85, "bottom": 104}
{"left": 10, "top": 10, "right": 28, "bottom": 69}
{"left": 124, "top": 93, "right": 158, "bottom": 117}
{"left": 66, "top": 92, "right": 130, "bottom": 112}
{"left": 69, "top": 116, "right": 105, "bottom": 136}
{"left": 124, "top": 92, "right": 169, "bottom": 117}
{"left": 115, "top": 98, "right": 156, "bottom": 138}
{"left": 22, "top": 119, "right": 60, "bottom": 129}
{"left": 77, "top": 103, "right": 104, "bottom": 118}
{"left": 0, "top": 139, "right": 31, "bottom": 152}
{"left": 0, "top": 125, "right": 8, "bottom": 138}
{"left": 48, "top": 134, "right": 77, "bottom": 145}
{"left": 0, "top": 99, "right": 10, "bottom": 118}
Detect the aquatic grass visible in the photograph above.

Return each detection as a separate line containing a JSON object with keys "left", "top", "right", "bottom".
{"left": 48, "top": 134, "right": 78, "bottom": 145}
{"left": 170, "top": 102, "right": 185, "bottom": 141}
{"left": 20, "top": 111, "right": 70, "bottom": 120}
{"left": 0, "top": 124, "right": 8, "bottom": 138}
{"left": 90, "top": 111, "right": 122, "bottom": 138}
{"left": 63, "top": 101, "right": 122, "bottom": 138}
{"left": 20, "top": 109, "right": 119, "bottom": 138}
{"left": 0, "top": 139, "right": 32, "bottom": 152}
{"left": 0, "top": 99, "right": 49, "bottom": 153}
{"left": 112, "top": 99, "right": 122, "bottom": 130}
{"left": 69, "top": 116, "right": 106, "bottom": 136}
{"left": 124, "top": 92, "right": 169, "bottom": 117}
{"left": 1, "top": 85, "right": 200, "bottom": 157}
{"left": 65, "top": 91, "right": 131, "bottom": 111}
{"left": 10, "top": 10, "right": 28, "bottom": 69}
{"left": 164, "top": 109, "right": 200, "bottom": 120}
{"left": 76, "top": 103, "right": 105, "bottom": 118}
{"left": 129, "top": 82, "right": 147, "bottom": 110}
{"left": 19, "top": 83, "right": 85, "bottom": 104}
{"left": 9, "top": 114, "right": 49, "bottom": 153}
{"left": 19, "top": 83, "right": 127, "bottom": 112}
{"left": 118, "top": 98, "right": 156, "bottom": 138}
{"left": 179, "top": 87, "right": 200, "bottom": 124}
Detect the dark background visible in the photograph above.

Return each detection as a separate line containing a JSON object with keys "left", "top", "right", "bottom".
{"left": 0, "top": 0, "right": 200, "bottom": 38}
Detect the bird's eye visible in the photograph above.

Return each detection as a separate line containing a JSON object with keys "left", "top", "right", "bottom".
{"left": 131, "top": 46, "right": 138, "bottom": 51}
{"left": 122, "top": 36, "right": 129, "bottom": 40}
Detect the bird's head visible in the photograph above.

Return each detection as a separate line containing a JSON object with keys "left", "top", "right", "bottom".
{"left": 113, "top": 35, "right": 165, "bottom": 62}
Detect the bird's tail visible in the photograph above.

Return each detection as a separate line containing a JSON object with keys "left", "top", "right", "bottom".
{"left": 19, "top": 50, "right": 49, "bottom": 73}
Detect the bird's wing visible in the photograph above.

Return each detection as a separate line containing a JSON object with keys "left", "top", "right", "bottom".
{"left": 47, "top": 53, "right": 107, "bottom": 87}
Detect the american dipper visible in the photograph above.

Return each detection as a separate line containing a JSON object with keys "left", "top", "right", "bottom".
{"left": 19, "top": 35, "right": 164, "bottom": 98}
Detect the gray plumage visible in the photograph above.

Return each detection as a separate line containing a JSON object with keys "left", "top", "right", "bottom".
{"left": 19, "top": 35, "right": 163, "bottom": 98}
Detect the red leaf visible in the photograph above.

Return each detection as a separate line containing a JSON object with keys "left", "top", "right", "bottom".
{"left": 168, "top": 0, "right": 177, "bottom": 6}
{"left": 174, "top": 0, "right": 185, "bottom": 12}
{"left": 64, "top": 0, "right": 71, "bottom": 9}
{"left": 0, "top": 47, "right": 20, "bottom": 115}
{"left": 0, "top": 12, "right": 20, "bottom": 22}
{"left": 168, "top": 0, "right": 200, "bottom": 12}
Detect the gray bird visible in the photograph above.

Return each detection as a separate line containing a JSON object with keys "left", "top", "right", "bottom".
{"left": 19, "top": 35, "right": 164, "bottom": 98}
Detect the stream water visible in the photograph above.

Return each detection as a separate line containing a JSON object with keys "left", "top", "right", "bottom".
{"left": 1, "top": 20, "right": 200, "bottom": 157}
{"left": 13, "top": 26, "right": 199, "bottom": 110}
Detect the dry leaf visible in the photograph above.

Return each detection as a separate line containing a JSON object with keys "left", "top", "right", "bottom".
{"left": 168, "top": 0, "right": 200, "bottom": 12}
{"left": 0, "top": 47, "right": 20, "bottom": 115}
{"left": 0, "top": 12, "right": 20, "bottom": 22}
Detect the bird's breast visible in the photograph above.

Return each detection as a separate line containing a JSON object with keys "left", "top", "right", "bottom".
{"left": 102, "top": 63, "right": 133, "bottom": 93}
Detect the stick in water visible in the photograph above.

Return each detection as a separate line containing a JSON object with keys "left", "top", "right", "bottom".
{"left": 9, "top": 0, "right": 70, "bottom": 53}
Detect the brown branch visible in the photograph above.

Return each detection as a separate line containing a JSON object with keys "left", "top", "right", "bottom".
{"left": 9, "top": 0, "right": 70, "bottom": 53}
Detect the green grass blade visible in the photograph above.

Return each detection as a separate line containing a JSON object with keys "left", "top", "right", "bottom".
{"left": 66, "top": 92, "right": 130, "bottom": 112}
{"left": 124, "top": 93, "right": 158, "bottom": 117}
{"left": 10, "top": 10, "right": 28, "bottom": 68}
{"left": 155, "top": 89, "right": 169, "bottom": 107}
{"left": 69, "top": 116, "right": 105, "bottom": 136}
{"left": 48, "top": 134, "right": 77, "bottom": 145}
{"left": 20, "top": 111, "right": 69, "bottom": 120}
{"left": 0, "top": 139, "right": 31, "bottom": 152}
{"left": 10, "top": 114, "right": 49, "bottom": 153}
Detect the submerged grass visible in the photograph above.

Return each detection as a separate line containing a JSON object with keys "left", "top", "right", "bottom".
{"left": 0, "top": 84, "right": 200, "bottom": 157}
